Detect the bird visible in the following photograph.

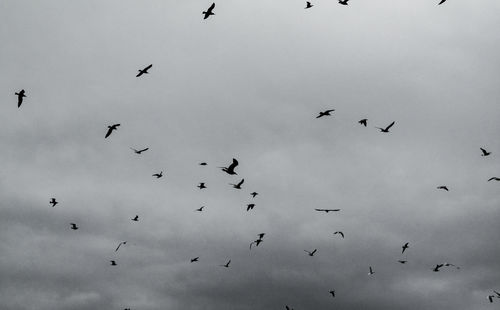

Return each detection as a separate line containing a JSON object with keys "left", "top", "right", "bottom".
{"left": 329, "top": 290, "right": 335, "bottom": 297}
{"left": 203, "top": 3, "right": 215, "bottom": 19}
{"left": 257, "top": 233, "right": 265, "bottom": 240}
{"left": 115, "top": 241, "right": 127, "bottom": 252}
{"left": 480, "top": 148, "right": 491, "bottom": 156}
{"left": 358, "top": 119, "right": 367, "bottom": 126}
{"left": 398, "top": 260, "right": 408, "bottom": 264}
{"left": 316, "top": 109, "right": 335, "bottom": 118}
{"left": 110, "top": 260, "right": 117, "bottom": 266}
{"left": 488, "top": 177, "right": 500, "bottom": 182}
{"left": 376, "top": 121, "right": 395, "bottom": 133}
{"left": 199, "top": 162, "right": 207, "bottom": 166}
{"left": 131, "top": 215, "right": 139, "bottom": 221}
{"left": 230, "top": 179, "right": 244, "bottom": 189}
{"left": 304, "top": 249, "right": 317, "bottom": 256}
{"left": 220, "top": 260, "right": 231, "bottom": 268}
{"left": 70, "top": 223, "right": 78, "bottom": 230}
{"left": 368, "top": 266, "right": 375, "bottom": 275}
{"left": 130, "top": 147, "right": 149, "bottom": 154}
{"left": 136, "top": 64, "right": 152, "bottom": 77}
{"left": 433, "top": 264, "right": 444, "bottom": 272}
{"left": 195, "top": 206, "right": 205, "bottom": 212}
{"left": 333, "top": 231, "right": 344, "bottom": 238}
{"left": 198, "top": 182, "right": 207, "bottom": 189}
{"left": 246, "top": 204, "right": 255, "bottom": 211}
{"left": 338, "top": 0, "right": 349, "bottom": 5}
{"left": 438, "top": 0, "right": 446, "bottom": 5}
{"left": 219, "top": 158, "right": 239, "bottom": 175}
{"left": 49, "top": 198, "right": 58, "bottom": 207}
{"left": 437, "top": 186, "right": 449, "bottom": 191}
{"left": 15, "top": 89, "right": 26, "bottom": 108}
{"left": 250, "top": 239, "right": 263, "bottom": 249}
{"left": 191, "top": 257, "right": 199, "bottom": 263}
{"left": 152, "top": 171, "right": 163, "bottom": 178}
{"left": 250, "top": 192, "right": 258, "bottom": 198}
{"left": 305, "top": 1, "right": 313, "bottom": 9}
{"left": 488, "top": 295, "right": 495, "bottom": 303}
{"left": 315, "top": 208, "right": 341, "bottom": 213}
{"left": 402, "top": 242, "right": 409, "bottom": 254}
{"left": 105, "top": 124, "right": 120, "bottom": 138}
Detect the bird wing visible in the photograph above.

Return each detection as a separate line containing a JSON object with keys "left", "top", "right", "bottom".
{"left": 139, "top": 148, "right": 149, "bottom": 152}
{"left": 105, "top": 127, "right": 114, "bottom": 138}
{"left": 385, "top": 121, "right": 395, "bottom": 131}
{"left": 237, "top": 179, "right": 244, "bottom": 186}
{"left": 17, "top": 96, "right": 23, "bottom": 107}
{"left": 438, "top": 0, "right": 446, "bottom": 4}
{"left": 326, "top": 109, "right": 335, "bottom": 113}
{"left": 311, "top": 249, "right": 317, "bottom": 254}
{"left": 144, "top": 64, "right": 153, "bottom": 71}
{"left": 228, "top": 158, "right": 239, "bottom": 170}
{"left": 315, "top": 209, "right": 325, "bottom": 212}
{"left": 115, "top": 242, "right": 123, "bottom": 252}
{"left": 480, "top": 148, "right": 487, "bottom": 154}
{"left": 339, "top": 232, "right": 344, "bottom": 238}
{"left": 209, "top": 2, "right": 215, "bottom": 11}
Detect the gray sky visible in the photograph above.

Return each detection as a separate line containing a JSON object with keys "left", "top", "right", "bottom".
{"left": 1, "top": 0, "right": 500, "bottom": 309}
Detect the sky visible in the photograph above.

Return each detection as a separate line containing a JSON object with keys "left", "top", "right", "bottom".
{"left": 1, "top": 0, "right": 500, "bottom": 309}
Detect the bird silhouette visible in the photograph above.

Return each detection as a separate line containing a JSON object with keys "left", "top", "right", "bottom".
{"left": 398, "top": 260, "right": 408, "bottom": 264}
{"left": 358, "top": 118, "right": 367, "bottom": 126}
{"left": 402, "top": 242, "right": 409, "bottom": 254}
{"left": 105, "top": 124, "right": 120, "bottom": 138}
{"left": 219, "top": 158, "right": 239, "bottom": 175}
{"left": 433, "top": 264, "right": 444, "bottom": 272}
{"left": 250, "top": 192, "right": 258, "bottom": 198}
{"left": 316, "top": 109, "right": 335, "bottom": 118}
{"left": 315, "top": 208, "right": 341, "bottom": 213}
{"left": 249, "top": 238, "right": 263, "bottom": 249}
{"left": 368, "top": 266, "right": 374, "bottom": 275}
{"left": 488, "top": 177, "right": 500, "bottom": 182}
{"left": 257, "top": 233, "right": 265, "bottom": 240}
{"left": 130, "top": 147, "right": 149, "bottom": 154}
{"left": 488, "top": 295, "right": 495, "bottom": 303}
{"left": 329, "top": 290, "right": 335, "bottom": 297}
{"left": 195, "top": 206, "right": 205, "bottom": 212}
{"left": 203, "top": 3, "right": 215, "bottom": 19}
{"left": 132, "top": 215, "right": 139, "bottom": 221}
{"left": 305, "top": 1, "right": 313, "bottom": 9}
{"left": 438, "top": 0, "right": 446, "bottom": 4}
{"left": 115, "top": 241, "right": 127, "bottom": 252}
{"left": 110, "top": 260, "right": 117, "bottom": 266}
{"left": 199, "top": 162, "right": 207, "bottom": 166}
{"left": 437, "top": 186, "right": 449, "bottom": 191}
{"left": 480, "top": 148, "right": 491, "bottom": 156}
{"left": 333, "top": 231, "right": 344, "bottom": 238}
{"left": 304, "top": 249, "right": 317, "bottom": 256}
{"left": 198, "top": 182, "right": 207, "bottom": 189}
{"left": 70, "top": 223, "right": 79, "bottom": 230}
{"left": 15, "top": 89, "right": 26, "bottom": 108}
{"left": 220, "top": 260, "right": 231, "bottom": 268}
{"left": 49, "top": 198, "right": 58, "bottom": 207}
{"left": 376, "top": 121, "right": 395, "bottom": 133}
{"left": 338, "top": 0, "right": 349, "bottom": 5}
{"left": 153, "top": 171, "right": 163, "bottom": 178}
{"left": 230, "top": 179, "right": 244, "bottom": 189}
{"left": 136, "top": 64, "right": 152, "bottom": 77}
{"left": 246, "top": 204, "right": 255, "bottom": 211}
{"left": 191, "top": 257, "right": 199, "bottom": 263}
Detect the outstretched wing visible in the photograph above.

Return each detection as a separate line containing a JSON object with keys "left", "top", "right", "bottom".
{"left": 385, "top": 121, "right": 395, "bottom": 131}
{"left": 105, "top": 127, "right": 114, "bottom": 138}
{"left": 228, "top": 158, "right": 239, "bottom": 170}
{"left": 208, "top": 2, "right": 215, "bottom": 11}
{"left": 237, "top": 179, "right": 244, "bottom": 186}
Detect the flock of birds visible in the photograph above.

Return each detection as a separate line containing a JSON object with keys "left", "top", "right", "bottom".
{"left": 11, "top": 1, "right": 499, "bottom": 309}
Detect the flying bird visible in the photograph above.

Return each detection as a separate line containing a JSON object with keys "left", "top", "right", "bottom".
{"left": 115, "top": 241, "right": 127, "bottom": 252}
{"left": 316, "top": 109, "right": 335, "bottom": 118}
{"left": 333, "top": 231, "right": 344, "bottom": 238}
{"left": 199, "top": 162, "right": 207, "bottom": 166}
{"left": 15, "top": 89, "right": 26, "bottom": 108}
{"left": 329, "top": 290, "right": 335, "bottom": 297}
{"left": 488, "top": 295, "right": 495, "bottom": 303}
{"left": 488, "top": 177, "right": 500, "bottom": 182}
{"left": 250, "top": 192, "right": 258, "bottom": 198}
{"left": 195, "top": 206, "right": 205, "bottom": 212}
{"left": 338, "top": 0, "right": 349, "bottom": 5}
{"left": 191, "top": 257, "right": 199, "bottom": 263}
{"left": 358, "top": 118, "right": 367, "bottom": 126}
{"left": 220, "top": 260, "right": 231, "bottom": 268}
{"left": 398, "top": 260, "right": 408, "bottom": 264}
{"left": 368, "top": 266, "right": 374, "bottom": 275}
{"left": 250, "top": 238, "right": 263, "bottom": 249}
{"left": 433, "top": 264, "right": 444, "bottom": 272}
{"left": 132, "top": 215, "right": 139, "bottom": 221}
{"left": 305, "top": 1, "right": 313, "bottom": 8}
{"left": 480, "top": 148, "right": 491, "bottom": 156}
{"left": 153, "top": 171, "right": 163, "bottom": 178}
{"left": 70, "top": 223, "right": 79, "bottom": 230}
{"left": 203, "top": 3, "right": 215, "bottom": 19}
{"left": 110, "top": 260, "right": 117, "bottom": 266}
{"left": 246, "top": 204, "right": 255, "bottom": 211}
{"left": 49, "top": 198, "right": 58, "bottom": 207}
{"left": 198, "top": 182, "right": 207, "bottom": 189}
{"left": 376, "top": 121, "right": 395, "bottom": 133}
{"left": 230, "top": 179, "right": 244, "bottom": 189}
{"left": 105, "top": 124, "right": 120, "bottom": 138}
{"left": 438, "top": 0, "right": 447, "bottom": 4}
{"left": 219, "top": 158, "right": 239, "bottom": 175}
{"left": 304, "top": 249, "right": 317, "bottom": 256}
{"left": 130, "top": 147, "right": 149, "bottom": 154}
{"left": 315, "top": 208, "right": 340, "bottom": 213}
{"left": 402, "top": 242, "right": 409, "bottom": 254}
{"left": 136, "top": 64, "right": 152, "bottom": 77}
{"left": 257, "top": 233, "right": 265, "bottom": 240}
{"left": 437, "top": 186, "right": 449, "bottom": 191}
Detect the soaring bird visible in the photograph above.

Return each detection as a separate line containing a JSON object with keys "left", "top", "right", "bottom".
{"left": 250, "top": 192, "right": 258, "bottom": 198}
{"left": 220, "top": 260, "right": 231, "bottom": 268}
{"left": 203, "top": 3, "right": 215, "bottom": 19}
{"left": 219, "top": 158, "right": 239, "bottom": 175}
{"left": 398, "top": 260, "right": 408, "bottom": 264}
{"left": 402, "top": 242, "right": 409, "bottom": 254}
{"left": 358, "top": 119, "right": 367, "bottom": 126}
{"left": 105, "top": 124, "right": 120, "bottom": 138}
{"left": 230, "top": 179, "right": 244, "bottom": 189}
{"left": 110, "top": 260, "right": 117, "bottom": 266}
{"left": 136, "top": 64, "right": 152, "bottom": 77}
{"left": 338, "top": 0, "right": 349, "bottom": 5}
{"left": 249, "top": 238, "right": 263, "bottom": 249}
{"left": 376, "top": 121, "right": 395, "bottom": 133}
{"left": 315, "top": 208, "right": 341, "bottom": 213}
{"left": 316, "top": 109, "right": 335, "bottom": 118}
{"left": 130, "top": 147, "right": 149, "bottom": 154}
{"left": 433, "top": 264, "right": 444, "bottom": 272}
{"left": 195, "top": 206, "right": 205, "bottom": 212}
{"left": 368, "top": 266, "right": 374, "bottom": 275}
{"left": 488, "top": 177, "right": 500, "bottom": 182}
{"left": 132, "top": 215, "right": 139, "bottom": 221}
{"left": 70, "top": 223, "right": 79, "bottom": 230}
{"left": 199, "top": 162, "right": 207, "bottom": 166}
{"left": 153, "top": 171, "right": 163, "bottom": 178}
{"left": 49, "top": 198, "right": 58, "bottom": 207}
{"left": 198, "top": 182, "right": 207, "bottom": 189}
{"left": 15, "top": 89, "right": 26, "bottom": 108}
{"left": 246, "top": 204, "right": 255, "bottom": 211}
{"left": 438, "top": 0, "right": 446, "bottom": 4}
{"left": 191, "top": 257, "right": 199, "bottom": 263}
{"left": 333, "top": 231, "right": 344, "bottom": 238}
{"left": 480, "top": 148, "right": 491, "bottom": 156}
{"left": 329, "top": 290, "right": 335, "bottom": 297}
{"left": 304, "top": 249, "right": 317, "bottom": 256}
{"left": 305, "top": 1, "right": 313, "bottom": 8}
{"left": 115, "top": 241, "right": 127, "bottom": 252}
{"left": 437, "top": 186, "right": 449, "bottom": 191}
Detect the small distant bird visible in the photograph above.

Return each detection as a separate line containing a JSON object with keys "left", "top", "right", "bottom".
{"left": 329, "top": 290, "right": 335, "bottom": 297}
{"left": 488, "top": 177, "right": 500, "bottom": 182}
{"left": 315, "top": 208, "right": 341, "bottom": 213}
{"left": 368, "top": 266, "right": 374, "bottom": 275}
{"left": 220, "top": 260, "right": 231, "bottom": 268}
{"left": 105, "top": 124, "right": 120, "bottom": 138}
{"left": 433, "top": 264, "right": 444, "bottom": 272}
{"left": 398, "top": 260, "right": 408, "bottom": 264}
{"left": 246, "top": 204, "right": 255, "bottom": 211}
{"left": 250, "top": 192, "right": 258, "bottom": 198}
{"left": 257, "top": 233, "right": 265, "bottom": 240}
{"left": 402, "top": 242, "right": 409, "bottom": 254}
{"left": 195, "top": 206, "right": 205, "bottom": 212}
{"left": 203, "top": 3, "right": 215, "bottom": 19}
{"left": 132, "top": 215, "right": 139, "bottom": 221}
{"left": 198, "top": 182, "right": 207, "bottom": 189}
{"left": 49, "top": 198, "right": 58, "bottom": 207}
{"left": 304, "top": 249, "right": 317, "bottom": 256}
{"left": 130, "top": 147, "right": 149, "bottom": 154}
{"left": 358, "top": 119, "right": 367, "bottom": 126}
{"left": 15, "top": 89, "right": 26, "bottom": 108}
{"left": 438, "top": 0, "right": 446, "bottom": 5}
{"left": 136, "top": 64, "right": 152, "bottom": 77}
{"left": 115, "top": 241, "right": 127, "bottom": 252}
{"left": 153, "top": 171, "right": 163, "bottom": 178}
{"left": 333, "top": 231, "right": 344, "bottom": 238}
{"left": 480, "top": 148, "right": 491, "bottom": 156}
{"left": 376, "top": 121, "right": 395, "bottom": 133}
{"left": 219, "top": 158, "right": 239, "bottom": 175}
{"left": 199, "top": 162, "right": 207, "bottom": 166}
{"left": 230, "top": 179, "right": 244, "bottom": 189}
{"left": 437, "top": 186, "right": 449, "bottom": 191}
{"left": 305, "top": 1, "right": 313, "bottom": 9}
{"left": 338, "top": 0, "right": 349, "bottom": 5}
{"left": 191, "top": 257, "right": 199, "bottom": 263}
{"left": 249, "top": 238, "right": 263, "bottom": 249}
{"left": 110, "top": 260, "right": 117, "bottom": 266}
{"left": 316, "top": 109, "right": 335, "bottom": 118}
{"left": 70, "top": 223, "right": 78, "bottom": 230}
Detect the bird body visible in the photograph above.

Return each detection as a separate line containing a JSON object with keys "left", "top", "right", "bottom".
{"left": 329, "top": 290, "right": 335, "bottom": 297}
{"left": 130, "top": 147, "right": 149, "bottom": 154}
{"left": 246, "top": 204, "right": 255, "bottom": 211}
{"left": 153, "top": 171, "right": 163, "bottom": 178}
{"left": 338, "top": 0, "right": 349, "bottom": 5}
{"left": 398, "top": 260, "right": 407, "bottom": 264}
{"left": 438, "top": 0, "right": 446, "bottom": 4}
{"left": 203, "top": 3, "right": 215, "bottom": 19}
{"left": 402, "top": 242, "right": 409, "bottom": 254}
{"left": 376, "top": 121, "right": 395, "bottom": 133}
{"left": 304, "top": 249, "right": 317, "bottom": 256}
{"left": 105, "top": 124, "right": 120, "bottom": 138}
{"left": 110, "top": 260, "right": 117, "bottom": 266}
{"left": 191, "top": 257, "right": 199, "bottom": 263}
{"left": 132, "top": 215, "right": 139, "bottom": 221}
{"left": 250, "top": 192, "right": 258, "bottom": 198}
{"left": 136, "top": 64, "right": 152, "bottom": 77}
{"left": 49, "top": 198, "right": 58, "bottom": 207}
{"left": 358, "top": 119, "right": 367, "bottom": 126}
{"left": 198, "top": 182, "right": 207, "bottom": 189}
{"left": 15, "top": 89, "right": 26, "bottom": 108}
{"left": 433, "top": 264, "right": 444, "bottom": 272}
{"left": 195, "top": 206, "right": 205, "bottom": 212}
{"left": 219, "top": 158, "right": 239, "bottom": 175}
{"left": 70, "top": 223, "right": 78, "bottom": 230}
{"left": 368, "top": 266, "right": 374, "bottom": 275}
{"left": 305, "top": 1, "right": 313, "bottom": 9}
{"left": 480, "top": 148, "right": 491, "bottom": 156}
{"left": 316, "top": 109, "right": 335, "bottom": 118}
{"left": 315, "top": 208, "right": 341, "bottom": 213}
